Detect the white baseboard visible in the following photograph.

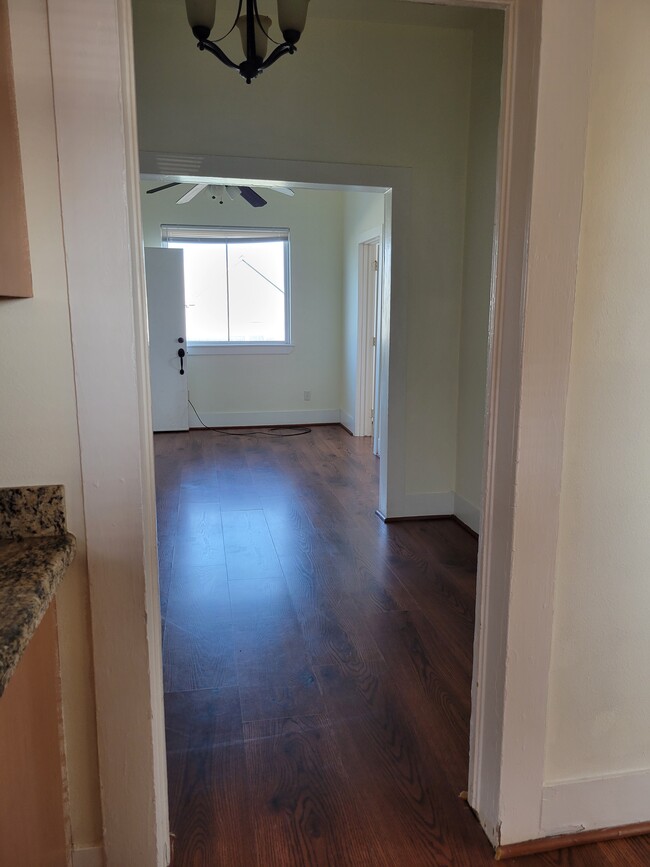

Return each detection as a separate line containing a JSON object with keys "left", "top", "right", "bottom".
{"left": 454, "top": 493, "right": 481, "bottom": 534}
{"left": 72, "top": 846, "right": 104, "bottom": 867}
{"left": 189, "top": 409, "right": 341, "bottom": 428}
{"left": 542, "top": 769, "right": 650, "bottom": 834}
{"left": 340, "top": 409, "right": 355, "bottom": 434}
{"left": 384, "top": 491, "right": 482, "bottom": 530}
{"left": 386, "top": 490, "right": 455, "bottom": 518}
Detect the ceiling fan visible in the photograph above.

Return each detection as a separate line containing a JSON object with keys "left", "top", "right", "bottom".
{"left": 146, "top": 181, "right": 295, "bottom": 208}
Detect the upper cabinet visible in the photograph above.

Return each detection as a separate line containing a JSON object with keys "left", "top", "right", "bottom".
{"left": 0, "top": 0, "right": 32, "bottom": 298}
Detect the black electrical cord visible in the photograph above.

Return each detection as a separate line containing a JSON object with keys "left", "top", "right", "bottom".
{"left": 188, "top": 397, "right": 311, "bottom": 438}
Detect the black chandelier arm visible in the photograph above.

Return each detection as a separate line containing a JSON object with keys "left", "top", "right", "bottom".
{"left": 253, "top": 3, "right": 282, "bottom": 47}
{"left": 213, "top": 0, "right": 244, "bottom": 44}
{"left": 197, "top": 38, "right": 240, "bottom": 71}
{"left": 261, "top": 41, "right": 296, "bottom": 71}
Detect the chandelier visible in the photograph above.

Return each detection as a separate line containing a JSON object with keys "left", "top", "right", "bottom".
{"left": 185, "top": 0, "right": 310, "bottom": 84}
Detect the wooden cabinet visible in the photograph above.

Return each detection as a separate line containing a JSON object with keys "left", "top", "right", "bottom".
{"left": 0, "top": 603, "right": 69, "bottom": 866}
{"left": 0, "top": 0, "right": 32, "bottom": 298}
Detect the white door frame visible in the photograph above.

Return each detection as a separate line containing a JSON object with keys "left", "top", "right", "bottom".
{"left": 47, "top": 1, "right": 169, "bottom": 864}
{"left": 47, "top": 0, "right": 595, "bottom": 860}
{"left": 372, "top": 236, "right": 383, "bottom": 457}
{"left": 355, "top": 229, "right": 383, "bottom": 439}
{"left": 460, "top": 0, "right": 594, "bottom": 846}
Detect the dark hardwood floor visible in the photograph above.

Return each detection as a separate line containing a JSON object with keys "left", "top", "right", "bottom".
{"left": 155, "top": 425, "right": 649, "bottom": 866}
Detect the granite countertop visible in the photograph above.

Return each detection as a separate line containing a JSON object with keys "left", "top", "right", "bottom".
{"left": 0, "top": 486, "right": 76, "bottom": 695}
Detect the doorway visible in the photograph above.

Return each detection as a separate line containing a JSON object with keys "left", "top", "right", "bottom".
{"left": 356, "top": 233, "right": 382, "bottom": 454}
{"left": 140, "top": 168, "right": 391, "bottom": 465}
{"left": 46, "top": 0, "right": 597, "bottom": 860}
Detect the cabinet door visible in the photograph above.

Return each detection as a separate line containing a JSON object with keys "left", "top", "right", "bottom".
{"left": 0, "top": 0, "right": 32, "bottom": 298}
{"left": 0, "top": 604, "right": 69, "bottom": 866}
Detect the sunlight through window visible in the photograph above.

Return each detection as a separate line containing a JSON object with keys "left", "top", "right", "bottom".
{"left": 163, "top": 226, "right": 290, "bottom": 345}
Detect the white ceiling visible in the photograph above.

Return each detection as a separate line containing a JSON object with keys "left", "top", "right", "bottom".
{"left": 309, "top": 0, "right": 489, "bottom": 29}
{"left": 146, "top": 0, "right": 493, "bottom": 31}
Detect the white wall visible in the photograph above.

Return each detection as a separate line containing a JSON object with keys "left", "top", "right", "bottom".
{"left": 141, "top": 183, "right": 345, "bottom": 424}
{"left": 546, "top": 0, "right": 650, "bottom": 788}
{"left": 133, "top": 3, "right": 476, "bottom": 509}
{"left": 454, "top": 15, "right": 504, "bottom": 533}
{"left": 3, "top": 0, "right": 101, "bottom": 849}
{"left": 341, "top": 191, "right": 385, "bottom": 433}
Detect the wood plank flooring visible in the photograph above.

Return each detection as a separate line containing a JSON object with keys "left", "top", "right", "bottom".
{"left": 155, "top": 425, "right": 650, "bottom": 866}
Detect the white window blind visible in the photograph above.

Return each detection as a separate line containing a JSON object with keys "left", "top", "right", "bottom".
{"left": 162, "top": 225, "right": 289, "bottom": 245}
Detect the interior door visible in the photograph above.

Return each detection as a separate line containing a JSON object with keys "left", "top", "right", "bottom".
{"left": 145, "top": 247, "right": 189, "bottom": 432}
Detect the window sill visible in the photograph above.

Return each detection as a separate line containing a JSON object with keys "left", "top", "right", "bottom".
{"left": 187, "top": 343, "right": 295, "bottom": 356}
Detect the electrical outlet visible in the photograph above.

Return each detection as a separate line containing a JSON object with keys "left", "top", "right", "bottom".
{"left": 304, "top": 390, "right": 311, "bottom": 401}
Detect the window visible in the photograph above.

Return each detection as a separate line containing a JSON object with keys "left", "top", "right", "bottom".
{"left": 162, "top": 225, "right": 291, "bottom": 352}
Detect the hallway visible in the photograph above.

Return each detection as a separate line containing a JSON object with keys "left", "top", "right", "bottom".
{"left": 154, "top": 426, "right": 648, "bottom": 866}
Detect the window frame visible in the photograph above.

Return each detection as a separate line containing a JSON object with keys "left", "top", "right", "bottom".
{"left": 161, "top": 224, "right": 293, "bottom": 354}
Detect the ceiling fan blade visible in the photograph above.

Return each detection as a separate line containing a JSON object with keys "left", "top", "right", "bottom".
{"left": 146, "top": 182, "right": 182, "bottom": 195}
{"left": 239, "top": 186, "right": 268, "bottom": 208}
{"left": 270, "top": 186, "right": 295, "bottom": 197}
{"left": 176, "top": 183, "right": 208, "bottom": 204}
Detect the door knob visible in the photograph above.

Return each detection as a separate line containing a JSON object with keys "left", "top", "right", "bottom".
{"left": 178, "top": 347, "right": 186, "bottom": 375}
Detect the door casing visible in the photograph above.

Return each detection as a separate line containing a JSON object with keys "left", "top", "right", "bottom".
{"left": 46, "top": 0, "right": 596, "bottom": 860}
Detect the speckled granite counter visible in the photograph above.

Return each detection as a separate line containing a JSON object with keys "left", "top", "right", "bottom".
{"left": 0, "top": 486, "right": 75, "bottom": 695}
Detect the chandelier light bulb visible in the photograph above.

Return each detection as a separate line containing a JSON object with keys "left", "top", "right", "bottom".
{"left": 236, "top": 14, "right": 272, "bottom": 62}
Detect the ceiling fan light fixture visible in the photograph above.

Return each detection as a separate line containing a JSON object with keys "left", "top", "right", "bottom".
{"left": 277, "top": 0, "right": 310, "bottom": 44}
{"left": 146, "top": 181, "right": 294, "bottom": 209}
{"left": 210, "top": 185, "right": 226, "bottom": 203}
{"left": 185, "top": 0, "right": 216, "bottom": 41}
